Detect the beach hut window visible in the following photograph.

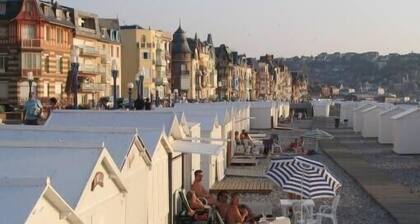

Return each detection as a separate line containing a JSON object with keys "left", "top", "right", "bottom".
{"left": 91, "top": 172, "right": 104, "bottom": 191}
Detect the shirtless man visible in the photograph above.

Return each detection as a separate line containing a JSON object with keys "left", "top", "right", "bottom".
{"left": 227, "top": 193, "right": 248, "bottom": 224}
{"left": 216, "top": 191, "right": 230, "bottom": 220}
{"left": 191, "top": 170, "right": 216, "bottom": 204}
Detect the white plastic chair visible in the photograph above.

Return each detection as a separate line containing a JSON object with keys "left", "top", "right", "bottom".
{"left": 315, "top": 195, "right": 340, "bottom": 224}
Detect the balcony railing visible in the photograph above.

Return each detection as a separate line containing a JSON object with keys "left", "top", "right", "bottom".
{"left": 79, "top": 64, "right": 102, "bottom": 75}
{"left": 79, "top": 83, "right": 106, "bottom": 92}
{"left": 80, "top": 46, "right": 100, "bottom": 57}
{"left": 21, "top": 39, "right": 41, "bottom": 48}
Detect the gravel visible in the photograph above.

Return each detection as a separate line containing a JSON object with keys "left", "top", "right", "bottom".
{"left": 224, "top": 120, "right": 397, "bottom": 224}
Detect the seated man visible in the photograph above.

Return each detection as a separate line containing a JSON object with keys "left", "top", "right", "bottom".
{"left": 216, "top": 191, "right": 230, "bottom": 221}
{"left": 191, "top": 170, "right": 216, "bottom": 204}
{"left": 186, "top": 190, "right": 208, "bottom": 221}
{"left": 227, "top": 193, "right": 248, "bottom": 224}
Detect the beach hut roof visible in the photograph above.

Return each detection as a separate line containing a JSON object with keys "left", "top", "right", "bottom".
{"left": 46, "top": 110, "right": 184, "bottom": 138}
{"left": 0, "top": 177, "right": 83, "bottom": 224}
{"left": 184, "top": 114, "right": 219, "bottom": 131}
{"left": 391, "top": 108, "right": 420, "bottom": 120}
{"left": 172, "top": 141, "right": 222, "bottom": 155}
{"left": 0, "top": 126, "right": 152, "bottom": 168}
{"left": 0, "top": 145, "right": 126, "bottom": 208}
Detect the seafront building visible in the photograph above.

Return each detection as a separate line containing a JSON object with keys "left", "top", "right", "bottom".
{"left": 120, "top": 25, "right": 172, "bottom": 100}
{"left": 0, "top": 0, "right": 74, "bottom": 105}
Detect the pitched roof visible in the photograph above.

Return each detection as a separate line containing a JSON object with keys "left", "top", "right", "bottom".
{"left": 0, "top": 178, "right": 45, "bottom": 224}
{"left": 46, "top": 110, "right": 179, "bottom": 137}
{"left": 0, "top": 145, "right": 103, "bottom": 208}
{"left": 0, "top": 126, "right": 153, "bottom": 168}
{"left": 391, "top": 108, "right": 420, "bottom": 120}
{"left": 0, "top": 177, "right": 83, "bottom": 224}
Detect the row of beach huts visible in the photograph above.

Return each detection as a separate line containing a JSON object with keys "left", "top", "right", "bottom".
{"left": 0, "top": 101, "right": 290, "bottom": 224}
{"left": 312, "top": 99, "right": 420, "bottom": 154}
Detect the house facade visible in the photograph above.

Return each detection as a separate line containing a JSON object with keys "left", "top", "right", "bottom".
{"left": 0, "top": 0, "right": 74, "bottom": 105}
{"left": 121, "top": 25, "right": 172, "bottom": 100}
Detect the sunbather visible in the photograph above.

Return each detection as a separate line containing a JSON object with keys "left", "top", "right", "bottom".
{"left": 227, "top": 193, "right": 249, "bottom": 224}
{"left": 191, "top": 170, "right": 216, "bottom": 204}
{"left": 216, "top": 191, "right": 230, "bottom": 221}
{"left": 186, "top": 190, "right": 209, "bottom": 221}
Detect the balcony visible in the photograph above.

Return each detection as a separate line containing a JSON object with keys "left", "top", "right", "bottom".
{"left": 79, "top": 83, "right": 105, "bottom": 93}
{"left": 21, "top": 39, "right": 41, "bottom": 48}
{"left": 80, "top": 46, "right": 100, "bottom": 57}
{"left": 79, "top": 64, "right": 101, "bottom": 75}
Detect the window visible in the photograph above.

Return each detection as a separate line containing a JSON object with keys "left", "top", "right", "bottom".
{"left": 0, "top": 26, "right": 8, "bottom": 38}
{"left": 111, "top": 46, "right": 114, "bottom": 57}
{"left": 22, "top": 53, "right": 41, "bottom": 70}
{"left": 91, "top": 172, "right": 104, "bottom": 191}
{"left": 55, "top": 82, "right": 62, "bottom": 96}
{"left": 0, "top": 3, "right": 6, "bottom": 16}
{"left": 0, "top": 81, "right": 8, "bottom": 100}
{"left": 143, "top": 52, "right": 149, "bottom": 59}
{"left": 22, "top": 24, "right": 36, "bottom": 40}
{"left": 0, "top": 55, "right": 6, "bottom": 73}
{"left": 46, "top": 26, "right": 51, "bottom": 41}
{"left": 56, "top": 56, "right": 62, "bottom": 73}
{"left": 57, "top": 29, "right": 63, "bottom": 43}
{"left": 44, "top": 55, "right": 49, "bottom": 72}
{"left": 43, "top": 81, "right": 48, "bottom": 97}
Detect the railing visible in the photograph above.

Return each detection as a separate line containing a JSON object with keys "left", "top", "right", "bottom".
{"left": 79, "top": 83, "right": 105, "bottom": 92}
{"left": 80, "top": 46, "right": 100, "bottom": 56}
{"left": 21, "top": 39, "right": 41, "bottom": 48}
{"left": 79, "top": 64, "right": 100, "bottom": 74}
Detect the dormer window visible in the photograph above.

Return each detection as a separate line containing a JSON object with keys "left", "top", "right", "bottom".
{"left": 56, "top": 9, "right": 62, "bottom": 20}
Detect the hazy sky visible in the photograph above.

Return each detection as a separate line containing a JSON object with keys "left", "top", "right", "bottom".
{"left": 60, "top": 0, "right": 420, "bottom": 57}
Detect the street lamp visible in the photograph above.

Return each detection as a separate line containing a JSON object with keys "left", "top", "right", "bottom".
{"left": 70, "top": 47, "right": 79, "bottom": 109}
{"left": 127, "top": 82, "right": 134, "bottom": 110}
{"left": 111, "top": 59, "right": 118, "bottom": 109}
{"left": 27, "top": 71, "right": 33, "bottom": 99}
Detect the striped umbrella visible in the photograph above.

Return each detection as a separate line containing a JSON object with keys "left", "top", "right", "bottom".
{"left": 265, "top": 156, "right": 341, "bottom": 199}
{"left": 302, "top": 129, "right": 334, "bottom": 152}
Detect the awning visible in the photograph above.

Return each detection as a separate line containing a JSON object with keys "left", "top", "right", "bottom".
{"left": 172, "top": 140, "right": 223, "bottom": 156}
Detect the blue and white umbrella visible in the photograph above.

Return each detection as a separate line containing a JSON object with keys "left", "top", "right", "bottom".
{"left": 265, "top": 156, "right": 341, "bottom": 199}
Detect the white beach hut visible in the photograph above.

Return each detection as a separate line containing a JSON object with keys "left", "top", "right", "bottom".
{"left": 250, "top": 102, "right": 273, "bottom": 129}
{"left": 361, "top": 105, "right": 383, "bottom": 138}
{"left": 0, "top": 126, "right": 155, "bottom": 224}
{"left": 0, "top": 177, "right": 83, "bottom": 224}
{"left": 338, "top": 101, "right": 357, "bottom": 127}
{"left": 178, "top": 114, "right": 224, "bottom": 189}
{"left": 312, "top": 99, "right": 331, "bottom": 117}
{"left": 391, "top": 108, "right": 420, "bottom": 154}
{"left": 378, "top": 107, "right": 406, "bottom": 144}
{"left": 0, "top": 144, "right": 128, "bottom": 224}
{"left": 353, "top": 103, "right": 374, "bottom": 132}
{"left": 46, "top": 111, "right": 186, "bottom": 224}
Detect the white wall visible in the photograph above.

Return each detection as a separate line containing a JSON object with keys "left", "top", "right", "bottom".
{"left": 393, "top": 111, "right": 420, "bottom": 154}
{"left": 250, "top": 107, "right": 272, "bottom": 129}
{"left": 77, "top": 162, "right": 126, "bottom": 224}
{"left": 148, "top": 143, "right": 170, "bottom": 224}
{"left": 312, "top": 100, "right": 331, "bottom": 117}
{"left": 361, "top": 106, "right": 382, "bottom": 138}
{"left": 378, "top": 107, "right": 405, "bottom": 144}
{"left": 121, "top": 143, "right": 150, "bottom": 224}
{"left": 27, "top": 196, "right": 73, "bottom": 224}
{"left": 353, "top": 103, "right": 373, "bottom": 132}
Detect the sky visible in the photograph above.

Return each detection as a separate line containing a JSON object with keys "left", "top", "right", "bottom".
{"left": 60, "top": 0, "right": 420, "bottom": 58}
